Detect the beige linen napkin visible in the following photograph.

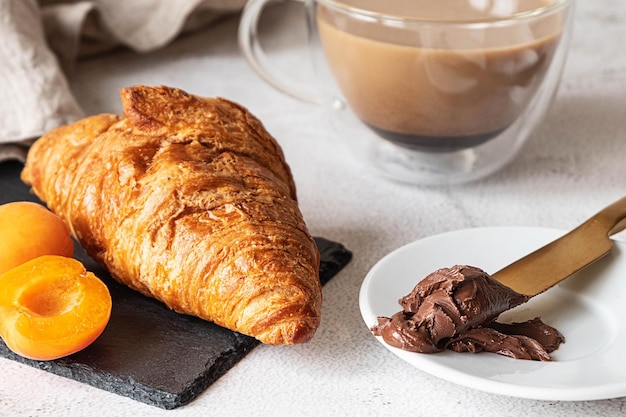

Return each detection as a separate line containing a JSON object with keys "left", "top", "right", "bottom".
{"left": 0, "top": 0, "right": 246, "bottom": 163}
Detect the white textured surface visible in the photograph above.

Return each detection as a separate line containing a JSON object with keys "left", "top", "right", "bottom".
{"left": 2, "top": 1, "right": 626, "bottom": 415}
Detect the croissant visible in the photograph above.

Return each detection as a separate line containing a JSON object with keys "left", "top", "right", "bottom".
{"left": 21, "top": 85, "right": 322, "bottom": 345}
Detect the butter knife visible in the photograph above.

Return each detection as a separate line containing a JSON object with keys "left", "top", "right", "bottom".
{"left": 492, "top": 196, "right": 626, "bottom": 296}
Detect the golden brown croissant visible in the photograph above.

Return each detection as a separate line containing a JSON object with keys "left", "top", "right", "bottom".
{"left": 21, "top": 85, "right": 322, "bottom": 345}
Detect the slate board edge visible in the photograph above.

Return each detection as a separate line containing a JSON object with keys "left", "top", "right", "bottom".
{"left": 0, "top": 329, "right": 260, "bottom": 410}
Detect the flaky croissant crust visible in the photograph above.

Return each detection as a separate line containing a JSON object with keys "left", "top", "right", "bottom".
{"left": 21, "top": 85, "right": 322, "bottom": 345}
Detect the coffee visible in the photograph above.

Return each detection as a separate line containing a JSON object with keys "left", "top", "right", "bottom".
{"left": 317, "top": 0, "right": 563, "bottom": 152}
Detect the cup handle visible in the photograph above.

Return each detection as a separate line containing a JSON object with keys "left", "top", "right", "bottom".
{"left": 238, "top": 0, "right": 343, "bottom": 108}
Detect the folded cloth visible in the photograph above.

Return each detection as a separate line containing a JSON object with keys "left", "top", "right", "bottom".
{"left": 41, "top": 0, "right": 247, "bottom": 70}
{"left": 0, "top": 0, "right": 246, "bottom": 163}
{"left": 0, "top": 0, "right": 83, "bottom": 161}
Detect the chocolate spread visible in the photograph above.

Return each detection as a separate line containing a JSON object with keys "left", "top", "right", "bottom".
{"left": 372, "top": 265, "right": 565, "bottom": 361}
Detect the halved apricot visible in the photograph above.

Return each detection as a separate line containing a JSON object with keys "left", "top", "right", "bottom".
{"left": 0, "top": 255, "right": 112, "bottom": 360}
{"left": 0, "top": 201, "right": 74, "bottom": 276}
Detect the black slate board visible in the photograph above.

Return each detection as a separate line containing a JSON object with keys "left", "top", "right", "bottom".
{"left": 0, "top": 160, "right": 352, "bottom": 409}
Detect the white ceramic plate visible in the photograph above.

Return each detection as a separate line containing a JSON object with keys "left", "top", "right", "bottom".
{"left": 359, "top": 227, "right": 626, "bottom": 401}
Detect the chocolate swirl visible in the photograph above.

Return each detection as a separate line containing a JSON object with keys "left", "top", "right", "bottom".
{"left": 372, "top": 265, "right": 564, "bottom": 361}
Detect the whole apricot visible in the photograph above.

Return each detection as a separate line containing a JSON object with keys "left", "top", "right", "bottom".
{"left": 0, "top": 255, "right": 112, "bottom": 361}
{"left": 0, "top": 201, "right": 74, "bottom": 276}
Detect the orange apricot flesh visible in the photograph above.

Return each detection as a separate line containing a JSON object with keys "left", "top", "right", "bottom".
{"left": 0, "top": 255, "right": 112, "bottom": 361}
{"left": 0, "top": 201, "right": 74, "bottom": 276}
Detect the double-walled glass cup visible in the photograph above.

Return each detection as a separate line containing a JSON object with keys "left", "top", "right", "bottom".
{"left": 239, "top": 0, "right": 575, "bottom": 185}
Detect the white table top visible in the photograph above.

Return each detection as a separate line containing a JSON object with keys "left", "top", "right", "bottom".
{"left": 3, "top": 1, "right": 626, "bottom": 416}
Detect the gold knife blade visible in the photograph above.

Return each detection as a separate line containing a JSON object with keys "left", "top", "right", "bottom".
{"left": 492, "top": 196, "right": 626, "bottom": 297}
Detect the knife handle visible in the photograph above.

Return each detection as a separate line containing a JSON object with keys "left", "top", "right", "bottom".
{"left": 598, "top": 195, "right": 626, "bottom": 237}
{"left": 493, "top": 195, "right": 626, "bottom": 296}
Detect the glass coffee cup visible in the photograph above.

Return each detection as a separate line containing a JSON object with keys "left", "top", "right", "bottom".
{"left": 239, "top": 0, "right": 575, "bottom": 185}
